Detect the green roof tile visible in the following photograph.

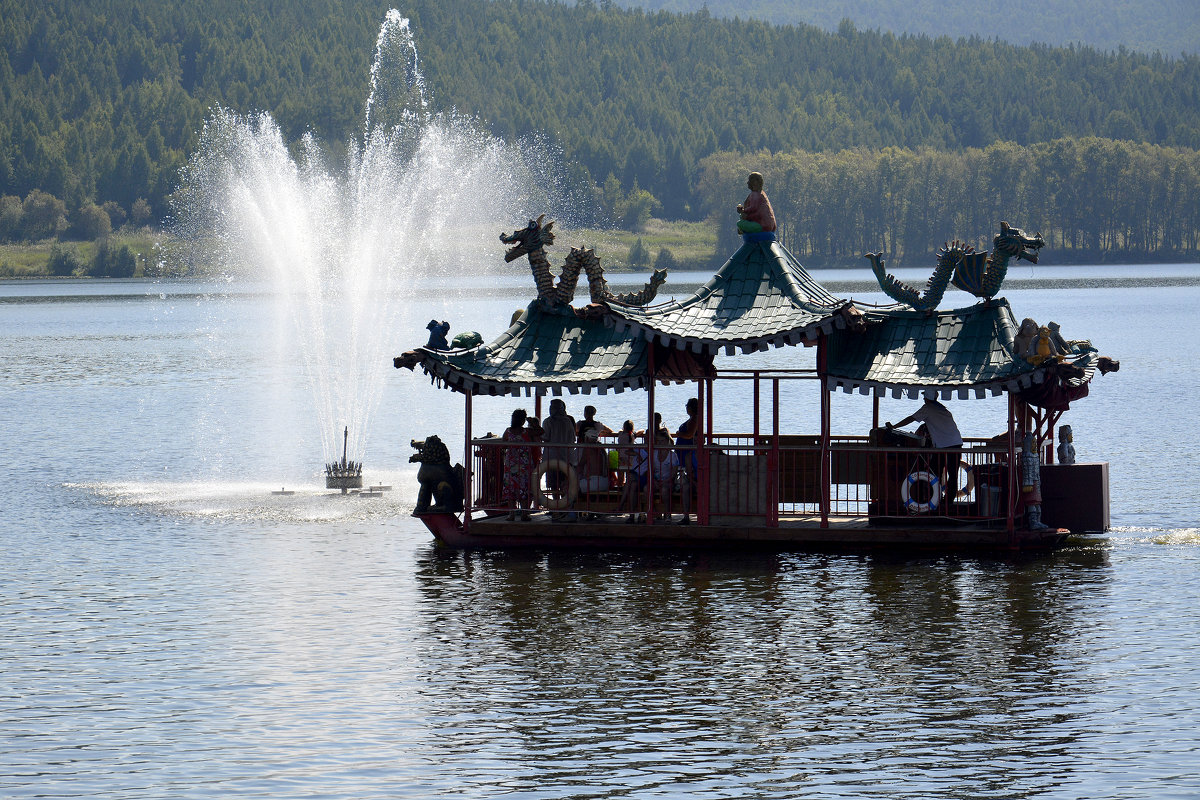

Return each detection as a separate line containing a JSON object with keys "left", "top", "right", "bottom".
{"left": 824, "top": 298, "right": 1092, "bottom": 399}
{"left": 608, "top": 240, "right": 850, "bottom": 353}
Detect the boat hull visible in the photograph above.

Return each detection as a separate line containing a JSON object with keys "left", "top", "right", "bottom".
{"left": 413, "top": 512, "right": 1068, "bottom": 552}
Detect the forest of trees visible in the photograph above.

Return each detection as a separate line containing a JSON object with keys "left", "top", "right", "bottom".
{"left": 2, "top": 0, "right": 1200, "bottom": 265}
{"left": 698, "top": 138, "right": 1200, "bottom": 264}
{"left": 613, "top": 0, "right": 1200, "bottom": 58}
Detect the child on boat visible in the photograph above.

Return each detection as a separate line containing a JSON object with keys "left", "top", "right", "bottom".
{"left": 648, "top": 428, "right": 689, "bottom": 524}
{"left": 617, "top": 430, "right": 647, "bottom": 523}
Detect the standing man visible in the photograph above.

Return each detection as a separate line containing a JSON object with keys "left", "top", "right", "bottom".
{"left": 889, "top": 397, "right": 964, "bottom": 506}
{"left": 541, "top": 399, "right": 578, "bottom": 519}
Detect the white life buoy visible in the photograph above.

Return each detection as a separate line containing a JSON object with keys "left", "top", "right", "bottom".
{"left": 902, "top": 470, "right": 942, "bottom": 513}
{"left": 534, "top": 459, "right": 579, "bottom": 510}
{"left": 956, "top": 463, "right": 975, "bottom": 500}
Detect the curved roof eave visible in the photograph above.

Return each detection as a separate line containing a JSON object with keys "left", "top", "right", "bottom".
{"left": 416, "top": 356, "right": 652, "bottom": 398}
{"left": 824, "top": 368, "right": 1049, "bottom": 400}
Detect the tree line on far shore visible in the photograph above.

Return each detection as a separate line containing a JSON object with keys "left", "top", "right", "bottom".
{"left": 698, "top": 137, "right": 1200, "bottom": 264}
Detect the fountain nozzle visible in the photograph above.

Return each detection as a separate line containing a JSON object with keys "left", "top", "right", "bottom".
{"left": 325, "top": 426, "right": 364, "bottom": 493}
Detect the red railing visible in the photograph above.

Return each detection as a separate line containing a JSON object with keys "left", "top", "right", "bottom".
{"left": 471, "top": 434, "right": 1014, "bottom": 525}
{"left": 472, "top": 436, "right": 694, "bottom": 521}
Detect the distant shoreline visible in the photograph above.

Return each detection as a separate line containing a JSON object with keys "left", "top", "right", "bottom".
{"left": 4, "top": 221, "right": 1197, "bottom": 279}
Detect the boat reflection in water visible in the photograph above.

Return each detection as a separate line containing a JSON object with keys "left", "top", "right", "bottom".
{"left": 411, "top": 541, "right": 1111, "bottom": 792}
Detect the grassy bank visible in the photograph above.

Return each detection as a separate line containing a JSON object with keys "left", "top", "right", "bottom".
{"left": 0, "top": 219, "right": 723, "bottom": 278}
{"left": 0, "top": 231, "right": 161, "bottom": 278}
{"left": 565, "top": 219, "right": 718, "bottom": 272}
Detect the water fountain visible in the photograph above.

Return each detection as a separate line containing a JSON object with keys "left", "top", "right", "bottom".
{"left": 171, "top": 10, "right": 576, "bottom": 488}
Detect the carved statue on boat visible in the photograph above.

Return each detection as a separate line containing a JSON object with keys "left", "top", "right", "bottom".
{"left": 409, "top": 435, "right": 463, "bottom": 514}
{"left": 865, "top": 221, "right": 1045, "bottom": 311}
{"left": 499, "top": 215, "right": 667, "bottom": 309}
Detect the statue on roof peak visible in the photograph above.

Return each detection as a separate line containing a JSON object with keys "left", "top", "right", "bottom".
{"left": 499, "top": 215, "right": 666, "bottom": 310}
{"left": 736, "top": 172, "right": 777, "bottom": 236}
{"left": 865, "top": 221, "right": 1045, "bottom": 311}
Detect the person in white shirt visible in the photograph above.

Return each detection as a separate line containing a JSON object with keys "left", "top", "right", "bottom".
{"left": 888, "top": 397, "right": 964, "bottom": 508}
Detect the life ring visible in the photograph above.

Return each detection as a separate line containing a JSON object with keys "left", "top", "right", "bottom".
{"left": 534, "top": 459, "right": 578, "bottom": 510}
{"left": 956, "top": 463, "right": 975, "bottom": 499}
{"left": 902, "top": 470, "right": 942, "bottom": 513}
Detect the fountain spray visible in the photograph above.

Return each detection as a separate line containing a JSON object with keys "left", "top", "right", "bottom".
{"left": 171, "top": 9, "right": 567, "bottom": 485}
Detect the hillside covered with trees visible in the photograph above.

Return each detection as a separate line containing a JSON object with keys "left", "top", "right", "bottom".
{"left": 2, "top": 0, "right": 1200, "bottom": 268}
{"left": 611, "top": 0, "right": 1200, "bottom": 58}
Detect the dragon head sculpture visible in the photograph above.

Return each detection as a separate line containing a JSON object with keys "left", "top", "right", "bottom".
{"left": 993, "top": 221, "right": 1045, "bottom": 265}
{"left": 869, "top": 220, "right": 1048, "bottom": 309}
{"left": 499, "top": 214, "right": 556, "bottom": 262}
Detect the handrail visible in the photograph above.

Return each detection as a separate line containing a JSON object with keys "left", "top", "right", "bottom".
{"left": 470, "top": 435, "right": 1016, "bottom": 523}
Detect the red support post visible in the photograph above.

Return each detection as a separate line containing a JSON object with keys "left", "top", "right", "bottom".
{"left": 753, "top": 372, "right": 761, "bottom": 441}
{"left": 767, "top": 378, "right": 779, "bottom": 527}
{"left": 463, "top": 390, "right": 473, "bottom": 533}
{"left": 1045, "top": 409, "right": 1062, "bottom": 464}
{"left": 646, "top": 343, "right": 656, "bottom": 524}
{"left": 1007, "top": 393, "right": 1017, "bottom": 540}
{"left": 700, "top": 376, "right": 712, "bottom": 525}
{"left": 818, "top": 335, "right": 831, "bottom": 528}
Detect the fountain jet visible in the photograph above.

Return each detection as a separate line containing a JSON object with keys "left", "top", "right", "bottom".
{"left": 170, "top": 9, "right": 579, "bottom": 482}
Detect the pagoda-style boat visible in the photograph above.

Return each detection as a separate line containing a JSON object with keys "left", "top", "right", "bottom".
{"left": 395, "top": 219, "right": 1115, "bottom": 551}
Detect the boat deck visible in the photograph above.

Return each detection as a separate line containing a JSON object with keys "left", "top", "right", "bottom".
{"left": 424, "top": 511, "right": 1067, "bottom": 551}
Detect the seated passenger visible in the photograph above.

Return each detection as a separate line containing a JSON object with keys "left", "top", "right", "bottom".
{"left": 576, "top": 405, "right": 614, "bottom": 442}
{"left": 577, "top": 427, "right": 611, "bottom": 494}
{"left": 648, "top": 428, "right": 690, "bottom": 524}
{"left": 617, "top": 432, "right": 649, "bottom": 523}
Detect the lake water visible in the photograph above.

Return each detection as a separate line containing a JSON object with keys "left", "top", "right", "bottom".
{"left": 3, "top": 262, "right": 1199, "bottom": 798}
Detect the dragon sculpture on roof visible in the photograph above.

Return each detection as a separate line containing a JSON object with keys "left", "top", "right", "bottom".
{"left": 500, "top": 215, "right": 666, "bottom": 310}
{"left": 865, "top": 221, "right": 1045, "bottom": 311}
